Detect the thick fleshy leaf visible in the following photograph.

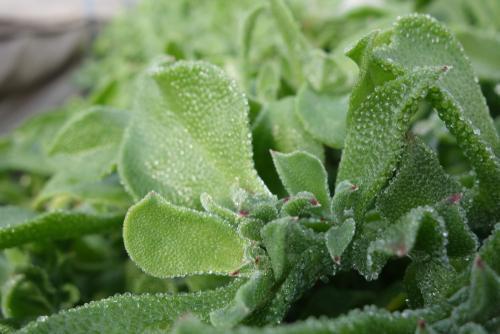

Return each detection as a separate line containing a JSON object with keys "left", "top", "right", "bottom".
{"left": 119, "top": 60, "right": 268, "bottom": 209}
{"left": 246, "top": 244, "right": 333, "bottom": 326}
{"left": 374, "top": 15, "right": 499, "bottom": 153}
{"left": 296, "top": 85, "right": 348, "bottom": 148}
{"left": 370, "top": 207, "right": 447, "bottom": 264}
{"left": 374, "top": 14, "right": 500, "bottom": 227}
{"left": 0, "top": 206, "right": 122, "bottom": 249}
{"left": 200, "top": 193, "right": 238, "bottom": 226}
{"left": 404, "top": 260, "right": 460, "bottom": 308}
{"left": 19, "top": 278, "right": 246, "bottom": 334}
{"left": 351, "top": 207, "right": 447, "bottom": 280}
{"left": 376, "top": 136, "right": 462, "bottom": 222}
{"left": 175, "top": 306, "right": 427, "bottom": 334}
{"left": 261, "top": 218, "right": 322, "bottom": 281}
{"left": 271, "top": 151, "right": 330, "bottom": 215}
{"left": 336, "top": 64, "right": 444, "bottom": 216}
{"left": 375, "top": 136, "right": 477, "bottom": 259}
{"left": 331, "top": 180, "right": 359, "bottom": 223}
{"left": 325, "top": 218, "right": 356, "bottom": 265}
{"left": 434, "top": 200, "right": 478, "bottom": 259}
{"left": 462, "top": 256, "right": 500, "bottom": 326}
{"left": 479, "top": 224, "right": 500, "bottom": 274}
{"left": 123, "top": 192, "right": 246, "bottom": 278}
{"left": 280, "top": 192, "right": 321, "bottom": 217}
{"left": 210, "top": 268, "right": 275, "bottom": 328}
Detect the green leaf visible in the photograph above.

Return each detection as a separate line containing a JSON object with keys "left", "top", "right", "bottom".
{"left": 457, "top": 323, "right": 488, "bottom": 334}
{"left": 35, "top": 174, "right": 131, "bottom": 210}
{"left": 255, "top": 62, "right": 281, "bottom": 103}
{"left": 374, "top": 14, "right": 500, "bottom": 227}
{"left": 434, "top": 200, "right": 478, "bottom": 259}
{"left": 19, "top": 278, "right": 246, "bottom": 334}
{"left": 350, "top": 207, "right": 447, "bottom": 280}
{"left": 210, "top": 268, "right": 275, "bottom": 328}
{"left": 1, "top": 269, "right": 55, "bottom": 319}
{"left": 336, "top": 65, "right": 444, "bottom": 217}
{"left": 280, "top": 192, "right": 321, "bottom": 217}
{"left": 455, "top": 27, "right": 500, "bottom": 82}
{"left": 34, "top": 107, "right": 131, "bottom": 208}
{"left": 261, "top": 218, "right": 322, "bottom": 281}
{"left": 0, "top": 105, "right": 77, "bottom": 175}
{"left": 370, "top": 207, "right": 447, "bottom": 264}
{"left": 377, "top": 15, "right": 499, "bottom": 128}
{"left": 296, "top": 85, "right": 349, "bottom": 149}
{"left": 48, "top": 107, "right": 129, "bottom": 177}
{"left": 200, "top": 193, "right": 238, "bottom": 226}
{"left": 247, "top": 245, "right": 333, "bottom": 326}
{"left": 174, "top": 306, "right": 426, "bottom": 334}
{"left": 376, "top": 136, "right": 462, "bottom": 222}
{"left": 432, "top": 255, "right": 500, "bottom": 332}
{"left": 0, "top": 206, "right": 122, "bottom": 249}
{"left": 253, "top": 97, "right": 324, "bottom": 161}
{"left": 325, "top": 218, "right": 356, "bottom": 265}
{"left": 479, "top": 223, "right": 500, "bottom": 274}
{"left": 463, "top": 256, "right": 500, "bottom": 325}
{"left": 331, "top": 180, "right": 360, "bottom": 223}
{"left": 123, "top": 192, "right": 246, "bottom": 278}
{"left": 268, "top": 0, "right": 308, "bottom": 86}
{"left": 241, "top": 5, "right": 266, "bottom": 65}
{"left": 271, "top": 151, "right": 330, "bottom": 215}
{"left": 404, "top": 260, "right": 459, "bottom": 308}
{"left": 119, "top": 60, "right": 269, "bottom": 209}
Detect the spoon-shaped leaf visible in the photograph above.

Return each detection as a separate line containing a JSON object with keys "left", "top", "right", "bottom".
{"left": 119, "top": 60, "right": 269, "bottom": 209}
{"left": 123, "top": 192, "right": 247, "bottom": 278}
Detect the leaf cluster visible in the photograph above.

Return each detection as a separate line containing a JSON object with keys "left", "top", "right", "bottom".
{"left": 0, "top": 0, "right": 499, "bottom": 333}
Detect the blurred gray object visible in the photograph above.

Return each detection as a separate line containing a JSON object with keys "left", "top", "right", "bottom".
{"left": 0, "top": 0, "right": 135, "bottom": 134}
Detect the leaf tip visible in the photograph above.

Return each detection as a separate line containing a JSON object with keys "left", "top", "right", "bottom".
{"left": 474, "top": 255, "right": 485, "bottom": 270}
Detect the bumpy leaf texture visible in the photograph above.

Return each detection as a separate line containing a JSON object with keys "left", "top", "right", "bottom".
{"left": 0, "top": 206, "right": 122, "bottom": 249}
{"left": 337, "top": 60, "right": 444, "bottom": 217}
{"left": 373, "top": 14, "right": 500, "bottom": 228}
{"left": 19, "top": 278, "right": 245, "bottom": 334}
{"left": 271, "top": 151, "right": 330, "bottom": 215}
{"left": 119, "top": 60, "right": 269, "bottom": 209}
{"left": 124, "top": 192, "right": 247, "bottom": 278}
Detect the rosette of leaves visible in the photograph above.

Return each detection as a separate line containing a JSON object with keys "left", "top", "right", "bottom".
{"left": 0, "top": 1, "right": 499, "bottom": 333}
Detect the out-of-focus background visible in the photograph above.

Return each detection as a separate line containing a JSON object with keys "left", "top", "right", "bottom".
{"left": 0, "top": 0, "right": 136, "bottom": 134}
{"left": 0, "top": 0, "right": 379, "bottom": 135}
